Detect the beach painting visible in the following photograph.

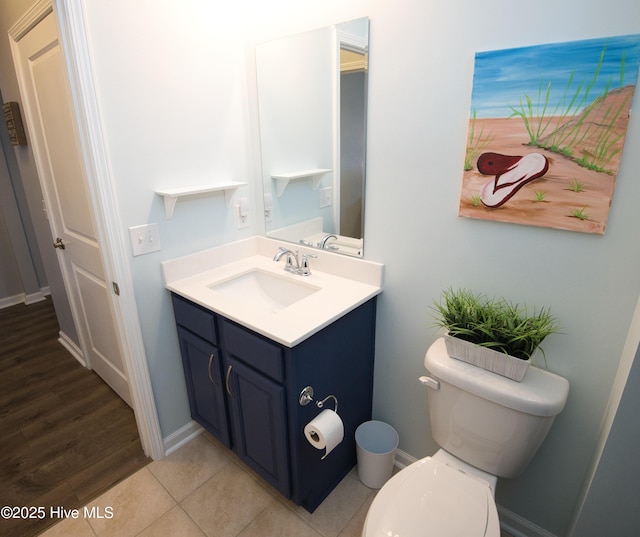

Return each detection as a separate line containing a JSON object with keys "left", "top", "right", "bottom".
{"left": 460, "top": 35, "right": 640, "bottom": 234}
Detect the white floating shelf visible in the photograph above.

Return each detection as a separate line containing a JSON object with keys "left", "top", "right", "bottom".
{"left": 271, "top": 168, "right": 332, "bottom": 197}
{"left": 156, "top": 181, "right": 247, "bottom": 219}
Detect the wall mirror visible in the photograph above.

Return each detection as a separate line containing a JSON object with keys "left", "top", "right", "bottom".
{"left": 256, "top": 18, "right": 369, "bottom": 257}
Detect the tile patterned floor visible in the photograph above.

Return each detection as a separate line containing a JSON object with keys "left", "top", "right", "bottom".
{"left": 37, "top": 434, "right": 374, "bottom": 537}
{"left": 37, "top": 433, "right": 515, "bottom": 537}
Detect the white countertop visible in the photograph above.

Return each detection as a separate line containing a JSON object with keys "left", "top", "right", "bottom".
{"left": 162, "top": 237, "right": 383, "bottom": 347}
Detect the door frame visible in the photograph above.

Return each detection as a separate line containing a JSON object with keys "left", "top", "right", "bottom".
{"left": 9, "top": 0, "right": 164, "bottom": 459}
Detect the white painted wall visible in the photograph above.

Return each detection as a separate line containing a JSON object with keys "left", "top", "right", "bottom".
{"left": 62, "top": 0, "right": 640, "bottom": 535}
{"left": 79, "top": 0, "right": 256, "bottom": 436}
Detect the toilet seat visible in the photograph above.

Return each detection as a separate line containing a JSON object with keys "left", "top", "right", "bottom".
{"left": 363, "top": 457, "right": 500, "bottom": 537}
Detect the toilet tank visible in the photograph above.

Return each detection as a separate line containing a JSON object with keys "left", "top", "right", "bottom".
{"left": 423, "top": 338, "right": 569, "bottom": 478}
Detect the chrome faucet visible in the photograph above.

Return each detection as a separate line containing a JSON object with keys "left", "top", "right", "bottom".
{"left": 318, "top": 234, "right": 337, "bottom": 249}
{"left": 273, "top": 247, "right": 300, "bottom": 273}
{"left": 273, "top": 247, "right": 316, "bottom": 276}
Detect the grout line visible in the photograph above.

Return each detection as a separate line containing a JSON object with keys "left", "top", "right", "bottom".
{"left": 130, "top": 467, "right": 178, "bottom": 536}
{"left": 233, "top": 502, "right": 272, "bottom": 537}
{"left": 86, "top": 516, "right": 99, "bottom": 537}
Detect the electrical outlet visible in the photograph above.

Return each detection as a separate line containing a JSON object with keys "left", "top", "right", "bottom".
{"left": 319, "top": 187, "right": 333, "bottom": 208}
{"left": 129, "top": 223, "right": 161, "bottom": 256}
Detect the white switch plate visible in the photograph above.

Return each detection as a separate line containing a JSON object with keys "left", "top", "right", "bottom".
{"left": 235, "top": 198, "right": 250, "bottom": 229}
{"left": 319, "top": 187, "right": 333, "bottom": 208}
{"left": 129, "top": 223, "right": 161, "bottom": 256}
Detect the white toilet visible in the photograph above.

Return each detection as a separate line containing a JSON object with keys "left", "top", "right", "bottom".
{"left": 363, "top": 338, "right": 570, "bottom": 537}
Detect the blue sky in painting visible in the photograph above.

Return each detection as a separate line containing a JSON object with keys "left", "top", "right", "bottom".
{"left": 471, "top": 34, "right": 640, "bottom": 118}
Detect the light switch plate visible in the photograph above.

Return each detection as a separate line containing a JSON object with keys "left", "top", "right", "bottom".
{"left": 235, "top": 198, "right": 250, "bottom": 229}
{"left": 129, "top": 223, "right": 161, "bottom": 256}
{"left": 319, "top": 187, "right": 333, "bottom": 208}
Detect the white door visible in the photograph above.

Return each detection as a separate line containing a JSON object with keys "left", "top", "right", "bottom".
{"left": 11, "top": 12, "right": 132, "bottom": 406}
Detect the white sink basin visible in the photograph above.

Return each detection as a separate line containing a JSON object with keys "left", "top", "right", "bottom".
{"left": 208, "top": 269, "right": 320, "bottom": 314}
{"left": 162, "top": 237, "right": 383, "bottom": 346}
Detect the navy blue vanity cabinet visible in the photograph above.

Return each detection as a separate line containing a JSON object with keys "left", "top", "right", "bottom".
{"left": 171, "top": 292, "right": 377, "bottom": 513}
{"left": 171, "top": 294, "right": 231, "bottom": 448}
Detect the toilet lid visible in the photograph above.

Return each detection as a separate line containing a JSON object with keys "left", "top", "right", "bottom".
{"left": 364, "top": 457, "right": 500, "bottom": 537}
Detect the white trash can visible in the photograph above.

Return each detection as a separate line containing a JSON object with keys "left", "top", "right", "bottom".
{"left": 355, "top": 420, "right": 399, "bottom": 488}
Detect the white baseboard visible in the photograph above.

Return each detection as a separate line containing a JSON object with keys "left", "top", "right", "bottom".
{"left": 163, "top": 420, "right": 204, "bottom": 457}
{"left": 497, "top": 506, "right": 558, "bottom": 537}
{"left": 0, "top": 288, "right": 51, "bottom": 309}
{"left": 58, "top": 330, "right": 86, "bottom": 367}
{"left": 392, "top": 449, "right": 555, "bottom": 537}
{"left": 0, "top": 294, "right": 26, "bottom": 309}
{"left": 393, "top": 448, "right": 417, "bottom": 470}
{"left": 24, "top": 291, "right": 46, "bottom": 304}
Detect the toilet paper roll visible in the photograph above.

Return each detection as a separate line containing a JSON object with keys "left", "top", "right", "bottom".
{"left": 304, "top": 409, "right": 344, "bottom": 459}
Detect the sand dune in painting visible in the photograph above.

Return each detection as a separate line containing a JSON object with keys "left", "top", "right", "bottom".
{"left": 459, "top": 85, "right": 634, "bottom": 234}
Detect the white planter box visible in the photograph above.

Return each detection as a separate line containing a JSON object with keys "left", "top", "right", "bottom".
{"left": 444, "top": 335, "right": 530, "bottom": 382}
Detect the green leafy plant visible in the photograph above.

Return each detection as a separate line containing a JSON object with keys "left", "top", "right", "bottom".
{"left": 430, "top": 288, "right": 560, "bottom": 362}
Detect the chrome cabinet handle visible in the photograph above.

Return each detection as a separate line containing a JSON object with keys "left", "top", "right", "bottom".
{"left": 207, "top": 353, "right": 217, "bottom": 385}
{"left": 225, "top": 365, "right": 233, "bottom": 396}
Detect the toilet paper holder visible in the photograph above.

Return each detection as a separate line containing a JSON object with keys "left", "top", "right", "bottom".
{"left": 299, "top": 386, "right": 338, "bottom": 413}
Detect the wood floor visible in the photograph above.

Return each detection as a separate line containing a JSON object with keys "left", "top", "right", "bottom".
{"left": 0, "top": 298, "right": 149, "bottom": 537}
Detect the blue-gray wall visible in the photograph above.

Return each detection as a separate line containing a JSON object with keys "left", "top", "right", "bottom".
{"left": 571, "top": 341, "right": 640, "bottom": 535}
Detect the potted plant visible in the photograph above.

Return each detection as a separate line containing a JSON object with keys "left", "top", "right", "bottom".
{"left": 430, "top": 288, "right": 560, "bottom": 381}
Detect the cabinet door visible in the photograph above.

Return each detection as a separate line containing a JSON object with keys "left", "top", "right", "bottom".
{"left": 225, "top": 356, "right": 290, "bottom": 496}
{"left": 177, "top": 327, "right": 231, "bottom": 447}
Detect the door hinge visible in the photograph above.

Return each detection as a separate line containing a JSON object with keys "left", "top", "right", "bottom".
{"left": 112, "top": 282, "right": 120, "bottom": 296}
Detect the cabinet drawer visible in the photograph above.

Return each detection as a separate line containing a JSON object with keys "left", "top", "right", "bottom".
{"left": 222, "top": 320, "right": 284, "bottom": 382}
{"left": 171, "top": 294, "right": 218, "bottom": 345}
